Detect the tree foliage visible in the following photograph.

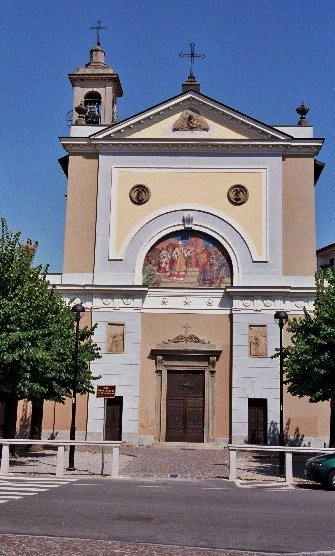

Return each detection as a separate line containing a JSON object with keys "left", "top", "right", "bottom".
{"left": 281, "top": 267, "right": 335, "bottom": 445}
{"left": 0, "top": 219, "right": 101, "bottom": 435}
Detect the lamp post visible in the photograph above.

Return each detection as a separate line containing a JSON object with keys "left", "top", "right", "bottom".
{"left": 274, "top": 310, "right": 288, "bottom": 475}
{"left": 67, "top": 302, "right": 86, "bottom": 471}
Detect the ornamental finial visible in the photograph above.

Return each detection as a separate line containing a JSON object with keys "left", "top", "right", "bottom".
{"left": 296, "top": 101, "right": 310, "bottom": 126}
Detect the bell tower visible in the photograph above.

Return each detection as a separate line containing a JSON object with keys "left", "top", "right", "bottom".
{"left": 68, "top": 41, "right": 123, "bottom": 126}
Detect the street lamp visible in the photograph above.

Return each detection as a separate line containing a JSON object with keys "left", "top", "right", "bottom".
{"left": 67, "top": 302, "right": 86, "bottom": 471}
{"left": 274, "top": 310, "right": 288, "bottom": 475}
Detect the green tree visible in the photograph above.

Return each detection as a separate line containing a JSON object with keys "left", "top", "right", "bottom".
{"left": 0, "top": 219, "right": 100, "bottom": 440}
{"left": 281, "top": 267, "right": 335, "bottom": 447}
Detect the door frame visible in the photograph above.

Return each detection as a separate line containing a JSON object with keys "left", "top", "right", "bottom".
{"left": 152, "top": 341, "right": 221, "bottom": 443}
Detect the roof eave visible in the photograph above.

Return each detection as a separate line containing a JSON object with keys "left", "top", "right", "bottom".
{"left": 90, "top": 90, "right": 295, "bottom": 140}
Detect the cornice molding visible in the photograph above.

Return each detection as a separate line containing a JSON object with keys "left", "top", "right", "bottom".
{"left": 54, "top": 283, "right": 315, "bottom": 314}
{"left": 55, "top": 284, "right": 148, "bottom": 293}
{"left": 59, "top": 137, "right": 323, "bottom": 156}
{"left": 226, "top": 285, "right": 316, "bottom": 295}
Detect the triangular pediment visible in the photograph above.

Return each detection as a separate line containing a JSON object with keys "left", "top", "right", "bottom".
{"left": 91, "top": 91, "right": 293, "bottom": 142}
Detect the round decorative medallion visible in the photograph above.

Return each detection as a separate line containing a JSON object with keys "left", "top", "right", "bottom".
{"left": 129, "top": 184, "right": 151, "bottom": 205}
{"left": 227, "top": 184, "right": 249, "bottom": 206}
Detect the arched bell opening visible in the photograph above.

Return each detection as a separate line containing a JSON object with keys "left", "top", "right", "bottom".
{"left": 84, "top": 91, "right": 102, "bottom": 124}
{"left": 141, "top": 230, "right": 233, "bottom": 288}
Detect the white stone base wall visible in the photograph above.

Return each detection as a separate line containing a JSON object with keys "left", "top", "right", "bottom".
{"left": 87, "top": 310, "right": 141, "bottom": 441}
{"left": 231, "top": 312, "right": 280, "bottom": 444}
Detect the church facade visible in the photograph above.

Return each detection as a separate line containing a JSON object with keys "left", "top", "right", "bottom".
{"left": 46, "top": 42, "right": 329, "bottom": 446}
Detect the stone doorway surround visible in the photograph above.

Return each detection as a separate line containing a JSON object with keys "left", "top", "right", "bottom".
{"left": 151, "top": 331, "right": 221, "bottom": 443}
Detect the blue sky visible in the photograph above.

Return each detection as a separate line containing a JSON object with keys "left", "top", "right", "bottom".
{"left": 1, "top": 0, "right": 334, "bottom": 271}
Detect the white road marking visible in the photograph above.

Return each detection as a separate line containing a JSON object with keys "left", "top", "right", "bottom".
{"left": 201, "top": 487, "right": 227, "bottom": 489}
{"left": 235, "top": 480, "right": 294, "bottom": 489}
{"left": 0, "top": 486, "right": 48, "bottom": 492}
{"left": 0, "top": 493, "right": 38, "bottom": 498}
{"left": 138, "top": 485, "right": 164, "bottom": 488}
{"left": 0, "top": 483, "right": 62, "bottom": 488}
{"left": 6, "top": 476, "right": 77, "bottom": 481}
{"left": 0, "top": 477, "right": 78, "bottom": 505}
{"left": 71, "top": 483, "right": 97, "bottom": 486}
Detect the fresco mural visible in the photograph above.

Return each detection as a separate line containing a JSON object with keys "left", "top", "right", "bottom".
{"left": 142, "top": 231, "right": 232, "bottom": 288}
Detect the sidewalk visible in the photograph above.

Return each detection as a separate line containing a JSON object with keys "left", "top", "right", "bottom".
{"left": 121, "top": 445, "right": 228, "bottom": 479}
{"left": 0, "top": 534, "right": 284, "bottom": 556}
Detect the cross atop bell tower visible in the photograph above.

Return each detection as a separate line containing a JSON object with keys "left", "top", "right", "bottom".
{"left": 68, "top": 25, "right": 123, "bottom": 126}
{"left": 90, "top": 20, "right": 107, "bottom": 47}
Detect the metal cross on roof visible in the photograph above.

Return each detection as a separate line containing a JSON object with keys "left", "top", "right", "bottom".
{"left": 90, "top": 20, "right": 107, "bottom": 46}
{"left": 179, "top": 42, "right": 205, "bottom": 78}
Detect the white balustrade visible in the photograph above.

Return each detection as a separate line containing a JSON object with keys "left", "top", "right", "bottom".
{"left": 228, "top": 444, "right": 335, "bottom": 483}
{"left": 0, "top": 440, "right": 121, "bottom": 478}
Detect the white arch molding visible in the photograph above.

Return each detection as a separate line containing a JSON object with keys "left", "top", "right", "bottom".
{"left": 133, "top": 223, "right": 240, "bottom": 286}
{"left": 109, "top": 204, "right": 266, "bottom": 263}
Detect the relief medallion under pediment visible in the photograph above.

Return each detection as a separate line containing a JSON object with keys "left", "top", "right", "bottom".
{"left": 172, "top": 110, "right": 209, "bottom": 132}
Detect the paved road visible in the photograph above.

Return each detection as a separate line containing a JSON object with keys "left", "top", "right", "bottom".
{"left": 0, "top": 477, "right": 334, "bottom": 555}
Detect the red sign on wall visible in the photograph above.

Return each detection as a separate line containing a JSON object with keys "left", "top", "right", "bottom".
{"left": 96, "top": 385, "right": 116, "bottom": 398}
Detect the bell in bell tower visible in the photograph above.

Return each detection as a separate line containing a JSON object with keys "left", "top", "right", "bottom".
{"left": 68, "top": 22, "right": 123, "bottom": 126}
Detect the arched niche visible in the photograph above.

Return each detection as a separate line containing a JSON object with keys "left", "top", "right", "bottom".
{"left": 84, "top": 91, "right": 101, "bottom": 124}
{"left": 142, "top": 230, "right": 233, "bottom": 288}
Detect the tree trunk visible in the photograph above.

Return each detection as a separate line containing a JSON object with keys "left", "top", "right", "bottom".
{"left": 3, "top": 396, "right": 19, "bottom": 457}
{"left": 29, "top": 399, "right": 44, "bottom": 452}
{"left": 3, "top": 396, "right": 18, "bottom": 439}
{"left": 329, "top": 396, "right": 335, "bottom": 448}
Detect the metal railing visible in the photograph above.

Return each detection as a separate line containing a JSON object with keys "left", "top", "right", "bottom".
{"left": 0, "top": 439, "right": 122, "bottom": 478}
{"left": 228, "top": 444, "right": 335, "bottom": 483}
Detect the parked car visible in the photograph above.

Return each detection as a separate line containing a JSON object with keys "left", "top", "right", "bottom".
{"left": 305, "top": 453, "right": 335, "bottom": 489}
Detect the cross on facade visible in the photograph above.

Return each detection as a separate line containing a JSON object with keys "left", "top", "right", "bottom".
{"left": 182, "top": 322, "right": 192, "bottom": 336}
{"left": 179, "top": 43, "right": 205, "bottom": 78}
{"left": 90, "top": 20, "right": 107, "bottom": 46}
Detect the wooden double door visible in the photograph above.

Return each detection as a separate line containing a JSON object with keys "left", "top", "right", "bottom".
{"left": 166, "top": 371, "right": 205, "bottom": 442}
{"left": 248, "top": 398, "right": 267, "bottom": 444}
{"left": 104, "top": 397, "right": 123, "bottom": 441}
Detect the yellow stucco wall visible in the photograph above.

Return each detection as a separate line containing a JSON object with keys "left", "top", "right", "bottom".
{"left": 129, "top": 111, "right": 249, "bottom": 139}
{"left": 114, "top": 170, "right": 264, "bottom": 257}
{"left": 63, "top": 154, "right": 99, "bottom": 273}
{"left": 282, "top": 156, "right": 316, "bottom": 276}
{"left": 283, "top": 322, "right": 330, "bottom": 440}
{"left": 284, "top": 387, "right": 330, "bottom": 439}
